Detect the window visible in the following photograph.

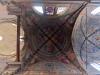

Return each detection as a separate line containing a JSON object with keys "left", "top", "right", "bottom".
{"left": 32, "top": 6, "right": 44, "bottom": 14}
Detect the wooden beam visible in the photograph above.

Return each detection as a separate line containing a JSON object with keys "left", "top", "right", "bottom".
{"left": 16, "top": 15, "right": 20, "bottom": 62}
{"left": 12, "top": 0, "right": 87, "bottom": 4}
{"left": 12, "top": 0, "right": 89, "bottom": 3}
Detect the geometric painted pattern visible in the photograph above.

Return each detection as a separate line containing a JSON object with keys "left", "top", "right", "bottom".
{"left": 72, "top": 5, "right": 100, "bottom": 71}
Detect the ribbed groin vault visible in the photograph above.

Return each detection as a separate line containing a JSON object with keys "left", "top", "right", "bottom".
{"left": 2, "top": 0, "right": 88, "bottom": 75}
